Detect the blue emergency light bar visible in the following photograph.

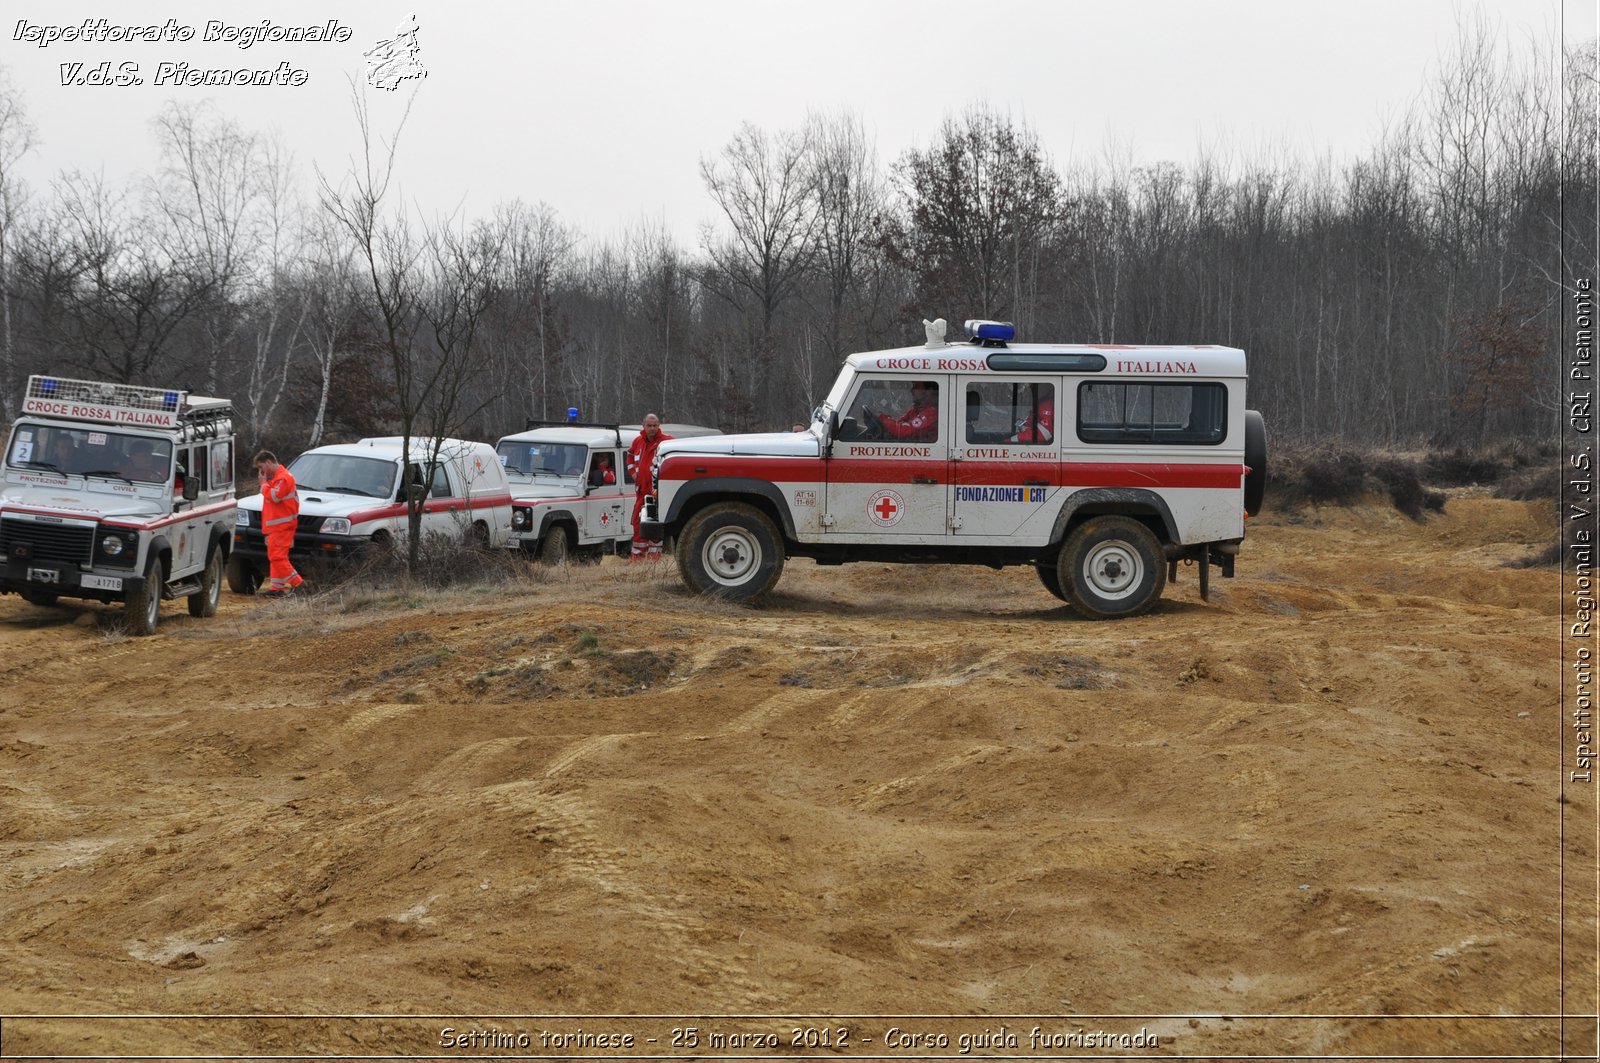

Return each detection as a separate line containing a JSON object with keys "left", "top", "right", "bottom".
{"left": 964, "top": 319, "right": 1015, "bottom": 344}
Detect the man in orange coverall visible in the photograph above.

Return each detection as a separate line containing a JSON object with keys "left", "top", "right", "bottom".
{"left": 626, "top": 414, "right": 672, "bottom": 561}
{"left": 254, "top": 450, "right": 305, "bottom": 597}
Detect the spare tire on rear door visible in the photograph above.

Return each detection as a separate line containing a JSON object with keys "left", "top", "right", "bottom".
{"left": 1243, "top": 409, "right": 1268, "bottom": 517}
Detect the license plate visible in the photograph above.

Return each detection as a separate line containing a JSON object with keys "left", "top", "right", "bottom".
{"left": 82, "top": 574, "right": 123, "bottom": 591}
{"left": 26, "top": 566, "right": 60, "bottom": 584}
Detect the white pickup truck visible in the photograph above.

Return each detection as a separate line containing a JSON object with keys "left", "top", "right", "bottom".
{"left": 229, "top": 437, "right": 514, "bottom": 592}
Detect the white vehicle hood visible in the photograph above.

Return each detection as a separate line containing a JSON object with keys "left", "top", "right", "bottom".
{"left": 505, "top": 476, "right": 588, "bottom": 503}
{"left": 0, "top": 479, "right": 165, "bottom": 521}
{"left": 237, "top": 490, "right": 395, "bottom": 518}
{"left": 656, "top": 431, "right": 820, "bottom": 458}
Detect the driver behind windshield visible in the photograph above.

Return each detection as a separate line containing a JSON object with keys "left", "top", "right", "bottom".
{"left": 874, "top": 380, "right": 939, "bottom": 441}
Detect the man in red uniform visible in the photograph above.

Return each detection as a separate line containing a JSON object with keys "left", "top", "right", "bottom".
{"left": 875, "top": 380, "right": 939, "bottom": 440}
{"left": 1008, "top": 398, "right": 1056, "bottom": 444}
{"left": 254, "top": 450, "right": 304, "bottom": 597}
{"left": 626, "top": 414, "right": 672, "bottom": 561}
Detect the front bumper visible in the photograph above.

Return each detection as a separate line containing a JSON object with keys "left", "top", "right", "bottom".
{"left": 1, "top": 555, "right": 142, "bottom": 602}
{"left": 233, "top": 529, "right": 370, "bottom": 565}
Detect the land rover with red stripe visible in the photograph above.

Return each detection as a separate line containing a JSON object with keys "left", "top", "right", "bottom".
{"left": 0, "top": 375, "right": 238, "bottom": 635}
{"left": 642, "top": 319, "right": 1267, "bottom": 618}
{"left": 496, "top": 420, "right": 722, "bottom": 563}
{"left": 229, "top": 437, "right": 513, "bottom": 592}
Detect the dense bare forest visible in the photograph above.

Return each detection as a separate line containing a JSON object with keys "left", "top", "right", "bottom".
{"left": 0, "top": 23, "right": 1592, "bottom": 456}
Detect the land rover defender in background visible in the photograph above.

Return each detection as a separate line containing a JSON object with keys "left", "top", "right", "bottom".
{"left": 0, "top": 375, "right": 237, "bottom": 635}
{"left": 496, "top": 421, "right": 719, "bottom": 563}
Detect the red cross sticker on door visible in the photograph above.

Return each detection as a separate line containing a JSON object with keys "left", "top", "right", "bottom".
{"left": 868, "top": 489, "right": 905, "bottom": 528}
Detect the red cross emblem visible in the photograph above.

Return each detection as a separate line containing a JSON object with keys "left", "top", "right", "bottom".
{"left": 867, "top": 489, "right": 905, "bottom": 528}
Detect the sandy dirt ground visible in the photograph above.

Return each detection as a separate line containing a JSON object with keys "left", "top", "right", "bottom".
{"left": 0, "top": 495, "right": 1593, "bottom": 1060}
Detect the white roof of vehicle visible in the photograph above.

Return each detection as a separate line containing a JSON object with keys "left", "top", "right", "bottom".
{"left": 845, "top": 342, "right": 1247, "bottom": 378}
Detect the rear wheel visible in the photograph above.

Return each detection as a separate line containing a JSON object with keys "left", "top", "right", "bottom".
{"left": 226, "top": 554, "right": 261, "bottom": 595}
{"left": 1057, "top": 516, "right": 1166, "bottom": 620}
{"left": 126, "top": 555, "right": 163, "bottom": 636}
{"left": 188, "top": 548, "right": 222, "bottom": 617}
{"left": 539, "top": 525, "right": 571, "bottom": 564}
{"left": 677, "top": 502, "right": 785, "bottom": 602}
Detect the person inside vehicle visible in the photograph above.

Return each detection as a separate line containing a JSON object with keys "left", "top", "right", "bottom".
{"left": 875, "top": 380, "right": 939, "bottom": 441}
{"left": 124, "top": 441, "right": 168, "bottom": 482}
{"left": 589, "top": 454, "right": 616, "bottom": 487}
{"left": 46, "top": 434, "right": 79, "bottom": 474}
{"left": 1008, "top": 395, "right": 1056, "bottom": 444}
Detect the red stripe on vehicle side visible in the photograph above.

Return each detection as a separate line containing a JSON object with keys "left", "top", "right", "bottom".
{"left": 346, "top": 493, "right": 513, "bottom": 525}
{"left": 658, "top": 455, "right": 1241, "bottom": 490}
{"left": 102, "top": 499, "right": 238, "bottom": 530}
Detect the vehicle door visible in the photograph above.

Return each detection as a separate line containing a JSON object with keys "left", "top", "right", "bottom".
{"left": 582, "top": 447, "right": 628, "bottom": 545}
{"left": 170, "top": 443, "right": 205, "bottom": 575}
{"left": 825, "top": 375, "right": 949, "bottom": 541}
{"left": 951, "top": 377, "right": 1060, "bottom": 540}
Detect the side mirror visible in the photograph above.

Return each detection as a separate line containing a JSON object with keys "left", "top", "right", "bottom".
{"left": 181, "top": 476, "right": 199, "bottom": 501}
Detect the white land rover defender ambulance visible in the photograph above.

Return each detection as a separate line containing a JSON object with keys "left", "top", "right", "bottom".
{"left": 0, "top": 375, "right": 237, "bottom": 635}
{"left": 641, "top": 320, "right": 1268, "bottom": 619}
{"left": 496, "top": 421, "right": 721, "bottom": 563}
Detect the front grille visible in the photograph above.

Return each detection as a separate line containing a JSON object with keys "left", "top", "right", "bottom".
{"left": 1, "top": 517, "right": 95, "bottom": 565}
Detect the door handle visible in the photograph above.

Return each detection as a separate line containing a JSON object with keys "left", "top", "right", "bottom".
{"left": 912, "top": 477, "right": 938, "bottom": 485}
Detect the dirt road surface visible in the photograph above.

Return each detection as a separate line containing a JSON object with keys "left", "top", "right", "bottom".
{"left": 0, "top": 496, "right": 1592, "bottom": 1059}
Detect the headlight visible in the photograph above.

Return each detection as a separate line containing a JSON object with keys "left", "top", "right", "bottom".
{"left": 100, "top": 535, "right": 124, "bottom": 557}
{"left": 512, "top": 508, "right": 529, "bottom": 529}
{"left": 235, "top": 509, "right": 249, "bottom": 528}
{"left": 321, "top": 517, "right": 352, "bottom": 536}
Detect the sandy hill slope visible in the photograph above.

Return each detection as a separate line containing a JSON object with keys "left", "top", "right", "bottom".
{"left": 0, "top": 497, "right": 1588, "bottom": 1057}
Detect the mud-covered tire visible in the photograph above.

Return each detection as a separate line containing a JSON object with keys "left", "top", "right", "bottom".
{"left": 1244, "top": 409, "right": 1268, "bottom": 517}
{"left": 1057, "top": 516, "right": 1166, "bottom": 620}
{"left": 538, "top": 525, "right": 571, "bottom": 565}
{"left": 188, "top": 548, "right": 222, "bottom": 617}
{"left": 677, "top": 502, "right": 785, "bottom": 602}
{"left": 126, "top": 555, "right": 163, "bottom": 637}
{"left": 226, "top": 554, "right": 261, "bottom": 595}
{"left": 20, "top": 590, "right": 59, "bottom": 607}
{"left": 1035, "top": 562, "right": 1070, "bottom": 603}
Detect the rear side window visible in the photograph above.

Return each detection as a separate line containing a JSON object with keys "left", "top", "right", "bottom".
{"left": 1077, "top": 382, "right": 1227, "bottom": 445}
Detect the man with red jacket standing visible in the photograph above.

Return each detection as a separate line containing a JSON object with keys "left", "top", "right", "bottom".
{"left": 254, "top": 450, "right": 305, "bottom": 597}
{"left": 626, "top": 414, "right": 672, "bottom": 561}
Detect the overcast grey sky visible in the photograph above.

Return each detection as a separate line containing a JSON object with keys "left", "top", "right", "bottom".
{"left": 1, "top": 0, "right": 1593, "bottom": 247}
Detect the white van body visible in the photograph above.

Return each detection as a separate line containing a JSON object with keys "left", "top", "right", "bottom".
{"left": 230, "top": 437, "right": 513, "bottom": 591}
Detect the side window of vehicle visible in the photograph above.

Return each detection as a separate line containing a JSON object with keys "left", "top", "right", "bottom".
{"left": 211, "top": 441, "right": 232, "bottom": 491}
{"left": 430, "top": 462, "right": 452, "bottom": 499}
{"left": 964, "top": 381, "right": 1056, "bottom": 444}
{"left": 1077, "top": 382, "right": 1227, "bottom": 445}
{"left": 848, "top": 378, "right": 940, "bottom": 442}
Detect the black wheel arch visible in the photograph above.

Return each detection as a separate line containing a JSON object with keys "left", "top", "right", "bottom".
{"left": 1048, "top": 488, "right": 1177, "bottom": 549}
{"left": 663, "top": 479, "right": 798, "bottom": 541}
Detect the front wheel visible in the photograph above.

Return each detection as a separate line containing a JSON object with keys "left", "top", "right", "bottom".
{"left": 677, "top": 502, "right": 785, "bottom": 602}
{"left": 538, "top": 525, "right": 571, "bottom": 564}
{"left": 126, "top": 555, "right": 163, "bottom": 636}
{"left": 189, "top": 548, "right": 222, "bottom": 617}
{"left": 20, "top": 590, "right": 59, "bottom": 607}
{"left": 1057, "top": 517, "right": 1166, "bottom": 620}
{"left": 226, "top": 554, "right": 261, "bottom": 595}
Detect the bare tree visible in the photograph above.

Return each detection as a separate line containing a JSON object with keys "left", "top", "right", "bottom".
{"left": 0, "top": 72, "right": 36, "bottom": 419}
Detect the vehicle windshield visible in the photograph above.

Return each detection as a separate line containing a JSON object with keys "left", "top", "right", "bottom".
{"left": 288, "top": 453, "right": 397, "bottom": 498}
{"left": 5, "top": 423, "right": 172, "bottom": 483}
{"left": 497, "top": 441, "right": 586, "bottom": 477}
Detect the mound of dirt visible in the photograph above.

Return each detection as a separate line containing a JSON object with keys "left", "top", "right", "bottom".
{"left": 0, "top": 498, "right": 1588, "bottom": 1058}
